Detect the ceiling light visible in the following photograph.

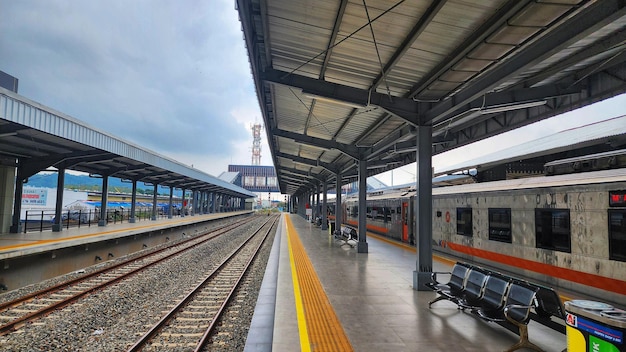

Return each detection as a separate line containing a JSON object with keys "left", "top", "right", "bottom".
{"left": 479, "top": 100, "right": 547, "bottom": 115}
{"left": 302, "top": 91, "right": 367, "bottom": 109}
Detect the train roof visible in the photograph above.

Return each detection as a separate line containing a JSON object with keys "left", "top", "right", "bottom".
{"left": 433, "top": 168, "right": 626, "bottom": 196}
{"left": 337, "top": 168, "right": 626, "bottom": 202}
{"left": 436, "top": 115, "right": 626, "bottom": 176}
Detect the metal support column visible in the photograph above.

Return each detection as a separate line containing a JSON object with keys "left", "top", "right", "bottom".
{"left": 129, "top": 179, "right": 137, "bottom": 223}
{"left": 180, "top": 188, "right": 186, "bottom": 217}
{"left": 9, "top": 167, "right": 24, "bottom": 233}
{"left": 335, "top": 172, "right": 342, "bottom": 235}
{"left": 98, "top": 176, "right": 109, "bottom": 226}
{"left": 52, "top": 168, "right": 65, "bottom": 232}
{"left": 151, "top": 184, "right": 158, "bottom": 221}
{"left": 357, "top": 159, "right": 368, "bottom": 253}
{"left": 168, "top": 187, "right": 173, "bottom": 219}
{"left": 413, "top": 125, "right": 434, "bottom": 291}
{"left": 321, "top": 179, "right": 328, "bottom": 231}
{"left": 315, "top": 182, "right": 320, "bottom": 221}
{"left": 212, "top": 192, "right": 217, "bottom": 213}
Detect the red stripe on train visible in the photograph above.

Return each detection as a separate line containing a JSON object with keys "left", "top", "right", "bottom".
{"left": 445, "top": 241, "right": 626, "bottom": 296}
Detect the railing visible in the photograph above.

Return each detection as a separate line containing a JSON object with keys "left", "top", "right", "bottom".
{"left": 21, "top": 207, "right": 182, "bottom": 233}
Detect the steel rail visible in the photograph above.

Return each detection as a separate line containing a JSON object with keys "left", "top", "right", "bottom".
{"left": 126, "top": 214, "right": 279, "bottom": 351}
{"left": 0, "top": 216, "right": 256, "bottom": 335}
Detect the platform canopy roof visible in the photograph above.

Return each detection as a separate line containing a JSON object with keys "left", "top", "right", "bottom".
{"left": 237, "top": 0, "right": 626, "bottom": 195}
{"left": 0, "top": 88, "right": 256, "bottom": 199}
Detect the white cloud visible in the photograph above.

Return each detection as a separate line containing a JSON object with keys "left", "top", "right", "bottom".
{"left": 0, "top": 0, "right": 260, "bottom": 177}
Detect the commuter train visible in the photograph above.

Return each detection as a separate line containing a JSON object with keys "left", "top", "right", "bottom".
{"left": 330, "top": 167, "right": 626, "bottom": 304}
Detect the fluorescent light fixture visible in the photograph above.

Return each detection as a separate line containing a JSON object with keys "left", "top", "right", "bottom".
{"left": 479, "top": 100, "right": 547, "bottom": 115}
{"left": 0, "top": 132, "right": 18, "bottom": 138}
{"left": 302, "top": 91, "right": 367, "bottom": 109}
{"left": 433, "top": 108, "right": 481, "bottom": 129}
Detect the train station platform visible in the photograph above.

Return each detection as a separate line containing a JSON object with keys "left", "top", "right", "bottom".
{"left": 0, "top": 211, "right": 252, "bottom": 291}
{"left": 0, "top": 211, "right": 251, "bottom": 260}
{"left": 246, "top": 213, "right": 568, "bottom": 352}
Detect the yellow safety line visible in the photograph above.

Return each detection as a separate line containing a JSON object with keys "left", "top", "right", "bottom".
{"left": 286, "top": 218, "right": 311, "bottom": 352}
{"left": 286, "top": 215, "right": 353, "bottom": 352}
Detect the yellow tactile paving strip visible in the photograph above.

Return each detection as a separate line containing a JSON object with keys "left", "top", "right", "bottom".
{"left": 285, "top": 216, "right": 353, "bottom": 352}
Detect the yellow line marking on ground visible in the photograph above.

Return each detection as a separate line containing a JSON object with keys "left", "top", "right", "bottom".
{"left": 286, "top": 215, "right": 353, "bottom": 352}
{"left": 286, "top": 218, "right": 311, "bottom": 352}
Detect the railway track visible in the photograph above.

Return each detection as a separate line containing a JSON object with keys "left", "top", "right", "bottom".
{"left": 0, "top": 216, "right": 256, "bottom": 335}
{"left": 127, "top": 214, "right": 279, "bottom": 351}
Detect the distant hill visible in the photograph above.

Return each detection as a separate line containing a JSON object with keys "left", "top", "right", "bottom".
{"left": 26, "top": 173, "right": 182, "bottom": 196}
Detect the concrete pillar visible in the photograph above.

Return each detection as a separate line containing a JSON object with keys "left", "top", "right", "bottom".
{"left": 151, "top": 184, "right": 158, "bottom": 221}
{"left": 321, "top": 179, "right": 328, "bottom": 231}
{"left": 357, "top": 159, "right": 368, "bottom": 253}
{"left": 129, "top": 179, "right": 137, "bottom": 223}
{"left": 413, "top": 124, "right": 434, "bottom": 291}
{"left": 1, "top": 165, "right": 17, "bottom": 233}
{"left": 52, "top": 168, "right": 65, "bottom": 232}
{"left": 98, "top": 176, "right": 109, "bottom": 226}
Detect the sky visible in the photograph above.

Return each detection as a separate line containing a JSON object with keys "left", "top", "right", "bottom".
{"left": 1, "top": 1, "right": 625, "bottom": 191}
{"left": 0, "top": 0, "right": 267, "bottom": 176}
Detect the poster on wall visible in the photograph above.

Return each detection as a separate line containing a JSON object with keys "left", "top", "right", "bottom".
{"left": 22, "top": 188, "right": 48, "bottom": 206}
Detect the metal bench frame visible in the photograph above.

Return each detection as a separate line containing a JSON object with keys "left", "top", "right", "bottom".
{"left": 334, "top": 225, "right": 357, "bottom": 247}
{"left": 427, "top": 262, "right": 567, "bottom": 352}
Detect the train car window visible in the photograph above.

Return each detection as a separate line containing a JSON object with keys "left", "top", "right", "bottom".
{"left": 535, "top": 209, "right": 571, "bottom": 253}
{"left": 608, "top": 209, "right": 626, "bottom": 262}
{"left": 456, "top": 208, "right": 473, "bottom": 237}
{"left": 488, "top": 208, "right": 512, "bottom": 243}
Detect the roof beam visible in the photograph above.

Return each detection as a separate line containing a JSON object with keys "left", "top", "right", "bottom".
{"left": 320, "top": 0, "right": 348, "bottom": 79}
{"left": 422, "top": 0, "right": 626, "bottom": 124}
{"left": 261, "top": 69, "right": 420, "bottom": 124}
{"left": 525, "top": 30, "right": 626, "bottom": 87}
{"left": 371, "top": 0, "right": 446, "bottom": 92}
{"left": 407, "top": 0, "right": 533, "bottom": 99}
{"left": 276, "top": 151, "right": 339, "bottom": 174}
{"left": 273, "top": 128, "right": 361, "bottom": 160}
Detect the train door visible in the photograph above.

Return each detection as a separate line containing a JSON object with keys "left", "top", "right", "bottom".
{"left": 401, "top": 202, "right": 408, "bottom": 242}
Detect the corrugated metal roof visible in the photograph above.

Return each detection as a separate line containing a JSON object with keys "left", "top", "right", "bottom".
{"left": 433, "top": 167, "right": 626, "bottom": 196}
{"left": 436, "top": 115, "right": 626, "bottom": 175}
{"left": 237, "top": 0, "right": 626, "bottom": 195}
{"left": 0, "top": 87, "right": 256, "bottom": 198}
{"left": 218, "top": 172, "right": 240, "bottom": 184}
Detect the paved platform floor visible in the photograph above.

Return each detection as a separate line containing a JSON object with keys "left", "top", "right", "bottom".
{"left": 246, "top": 213, "right": 567, "bottom": 352}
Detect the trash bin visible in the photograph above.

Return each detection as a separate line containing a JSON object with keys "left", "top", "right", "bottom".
{"left": 328, "top": 221, "right": 335, "bottom": 235}
{"left": 565, "top": 300, "right": 626, "bottom": 352}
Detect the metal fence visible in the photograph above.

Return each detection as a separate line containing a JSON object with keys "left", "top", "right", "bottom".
{"left": 21, "top": 207, "right": 181, "bottom": 233}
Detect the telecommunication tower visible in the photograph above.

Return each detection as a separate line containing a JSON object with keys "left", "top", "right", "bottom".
{"left": 251, "top": 122, "right": 262, "bottom": 165}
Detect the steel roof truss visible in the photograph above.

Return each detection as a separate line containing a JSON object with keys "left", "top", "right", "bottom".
{"left": 261, "top": 69, "right": 420, "bottom": 125}
{"left": 273, "top": 129, "right": 360, "bottom": 160}
{"left": 422, "top": 0, "right": 625, "bottom": 124}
